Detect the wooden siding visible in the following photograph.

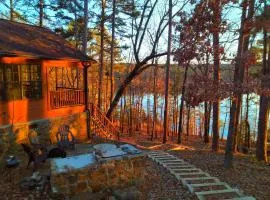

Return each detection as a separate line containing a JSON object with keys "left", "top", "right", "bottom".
{"left": 0, "top": 57, "right": 86, "bottom": 126}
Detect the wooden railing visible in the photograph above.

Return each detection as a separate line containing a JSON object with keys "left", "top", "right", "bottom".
{"left": 89, "top": 103, "right": 120, "bottom": 140}
{"left": 50, "top": 89, "right": 85, "bottom": 109}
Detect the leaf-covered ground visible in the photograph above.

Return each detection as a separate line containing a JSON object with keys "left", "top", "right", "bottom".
{"left": 124, "top": 135, "right": 270, "bottom": 200}
{"left": 1, "top": 136, "right": 269, "bottom": 199}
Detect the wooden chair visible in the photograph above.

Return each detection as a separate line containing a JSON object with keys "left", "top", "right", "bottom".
{"left": 56, "top": 124, "right": 75, "bottom": 150}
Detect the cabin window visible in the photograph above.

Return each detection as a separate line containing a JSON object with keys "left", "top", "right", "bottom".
{"left": 0, "top": 64, "right": 42, "bottom": 100}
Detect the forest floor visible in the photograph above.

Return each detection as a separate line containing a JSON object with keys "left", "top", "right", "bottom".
{"left": 121, "top": 134, "right": 270, "bottom": 200}
{"left": 1, "top": 135, "right": 269, "bottom": 199}
{"left": 0, "top": 141, "right": 196, "bottom": 200}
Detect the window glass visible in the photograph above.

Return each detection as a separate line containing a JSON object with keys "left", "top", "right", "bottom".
{"left": 0, "top": 63, "right": 42, "bottom": 100}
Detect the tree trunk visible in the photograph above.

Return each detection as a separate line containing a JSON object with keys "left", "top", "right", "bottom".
{"left": 233, "top": 96, "right": 242, "bottom": 152}
{"left": 186, "top": 104, "right": 191, "bottom": 142}
{"left": 107, "top": 63, "right": 144, "bottom": 118}
{"left": 147, "top": 95, "right": 150, "bottom": 136}
{"left": 211, "top": 0, "right": 221, "bottom": 152}
{"left": 120, "top": 97, "right": 124, "bottom": 133}
{"left": 256, "top": 14, "right": 270, "bottom": 162}
{"left": 74, "top": 11, "right": 79, "bottom": 49}
{"left": 39, "top": 0, "right": 44, "bottom": 27}
{"left": 10, "top": 0, "right": 14, "bottom": 21}
{"left": 204, "top": 102, "right": 210, "bottom": 143}
{"left": 151, "top": 66, "right": 158, "bottom": 140}
{"left": 224, "top": 0, "right": 254, "bottom": 168}
{"left": 244, "top": 94, "right": 251, "bottom": 149}
{"left": 98, "top": 0, "right": 106, "bottom": 109}
{"left": 163, "top": 0, "right": 172, "bottom": 144}
{"left": 256, "top": 96, "right": 269, "bottom": 161}
{"left": 110, "top": 0, "right": 116, "bottom": 105}
{"left": 82, "top": 0, "right": 88, "bottom": 54}
{"left": 178, "top": 64, "right": 188, "bottom": 144}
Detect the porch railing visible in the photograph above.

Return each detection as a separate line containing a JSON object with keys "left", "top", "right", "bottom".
{"left": 50, "top": 89, "right": 85, "bottom": 109}
{"left": 89, "top": 103, "right": 120, "bottom": 140}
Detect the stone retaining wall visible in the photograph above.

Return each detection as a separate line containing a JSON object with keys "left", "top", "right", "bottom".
{"left": 51, "top": 155, "right": 146, "bottom": 196}
{"left": 0, "top": 111, "right": 89, "bottom": 145}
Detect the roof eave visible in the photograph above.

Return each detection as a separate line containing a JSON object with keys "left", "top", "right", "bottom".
{"left": 0, "top": 52, "right": 96, "bottom": 63}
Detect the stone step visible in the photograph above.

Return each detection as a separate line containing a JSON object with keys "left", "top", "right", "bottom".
{"left": 160, "top": 162, "right": 189, "bottom": 168}
{"left": 181, "top": 177, "right": 220, "bottom": 186}
{"left": 159, "top": 162, "right": 186, "bottom": 166}
{"left": 167, "top": 165, "right": 195, "bottom": 169}
{"left": 174, "top": 172, "right": 210, "bottom": 180}
{"left": 170, "top": 168, "right": 201, "bottom": 173}
{"left": 155, "top": 158, "right": 179, "bottom": 161}
{"left": 158, "top": 160, "right": 185, "bottom": 163}
{"left": 186, "top": 182, "right": 231, "bottom": 193}
{"left": 148, "top": 151, "right": 256, "bottom": 200}
{"left": 152, "top": 156, "right": 176, "bottom": 160}
{"left": 195, "top": 189, "right": 241, "bottom": 200}
{"left": 155, "top": 159, "right": 182, "bottom": 163}
{"left": 230, "top": 197, "right": 256, "bottom": 200}
{"left": 148, "top": 153, "right": 170, "bottom": 156}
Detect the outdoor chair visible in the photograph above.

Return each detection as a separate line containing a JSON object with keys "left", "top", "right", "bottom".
{"left": 56, "top": 124, "right": 75, "bottom": 150}
{"left": 21, "top": 143, "right": 47, "bottom": 170}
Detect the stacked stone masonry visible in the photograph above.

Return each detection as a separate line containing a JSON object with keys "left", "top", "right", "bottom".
{"left": 0, "top": 111, "right": 89, "bottom": 145}
{"left": 51, "top": 155, "right": 145, "bottom": 196}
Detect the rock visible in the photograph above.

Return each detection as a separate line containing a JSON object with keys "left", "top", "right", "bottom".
{"left": 113, "top": 186, "right": 141, "bottom": 200}
{"left": 109, "top": 196, "right": 117, "bottom": 200}
{"left": 93, "top": 143, "right": 127, "bottom": 158}
{"left": 30, "top": 171, "right": 42, "bottom": 182}
{"left": 120, "top": 144, "right": 142, "bottom": 155}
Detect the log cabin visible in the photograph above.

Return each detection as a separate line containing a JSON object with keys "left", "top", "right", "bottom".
{"left": 0, "top": 19, "right": 95, "bottom": 142}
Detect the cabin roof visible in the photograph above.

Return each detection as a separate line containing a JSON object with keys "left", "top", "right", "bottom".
{"left": 0, "top": 19, "right": 93, "bottom": 62}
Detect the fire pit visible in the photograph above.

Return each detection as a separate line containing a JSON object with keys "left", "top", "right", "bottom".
{"left": 50, "top": 143, "right": 145, "bottom": 196}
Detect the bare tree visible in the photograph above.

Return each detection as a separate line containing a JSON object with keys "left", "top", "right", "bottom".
{"left": 98, "top": 0, "right": 106, "bottom": 109}
{"left": 39, "top": 0, "right": 43, "bottom": 27}
{"left": 106, "top": 0, "right": 190, "bottom": 118}
{"left": 110, "top": 0, "right": 116, "bottom": 105}
{"left": 211, "top": 0, "right": 221, "bottom": 152}
{"left": 224, "top": 0, "right": 255, "bottom": 168}
{"left": 178, "top": 64, "right": 188, "bottom": 144}
{"left": 256, "top": 1, "right": 270, "bottom": 162}
{"left": 82, "top": 0, "right": 88, "bottom": 54}
{"left": 163, "top": 0, "right": 173, "bottom": 144}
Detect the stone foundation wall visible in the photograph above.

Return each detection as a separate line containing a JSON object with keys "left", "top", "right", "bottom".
{"left": 0, "top": 111, "right": 89, "bottom": 145}
{"left": 51, "top": 156, "right": 146, "bottom": 196}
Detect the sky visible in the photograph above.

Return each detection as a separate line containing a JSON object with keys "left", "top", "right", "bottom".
{"left": 0, "top": 0, "right": 247, "bottom": 64}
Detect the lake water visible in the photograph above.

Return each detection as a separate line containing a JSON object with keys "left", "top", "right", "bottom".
{"left": 119, "top": 93, "right": 261, "bottom": 138}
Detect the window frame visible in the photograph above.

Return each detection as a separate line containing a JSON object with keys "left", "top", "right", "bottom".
{"left": 0, "top": 63, "right": 42, "bottom": 101}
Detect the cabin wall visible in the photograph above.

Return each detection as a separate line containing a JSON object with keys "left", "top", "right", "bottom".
{"left": 0, "top": 57, "right": 88, "bottom": 142}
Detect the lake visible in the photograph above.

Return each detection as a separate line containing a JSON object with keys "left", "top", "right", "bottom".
{"left": 119, "top": 93, "right": 261, "bottom": 138}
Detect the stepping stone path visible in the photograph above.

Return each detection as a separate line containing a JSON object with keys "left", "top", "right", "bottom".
{"left": 147, "top": 151, "right": 256, "bottom": 200}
